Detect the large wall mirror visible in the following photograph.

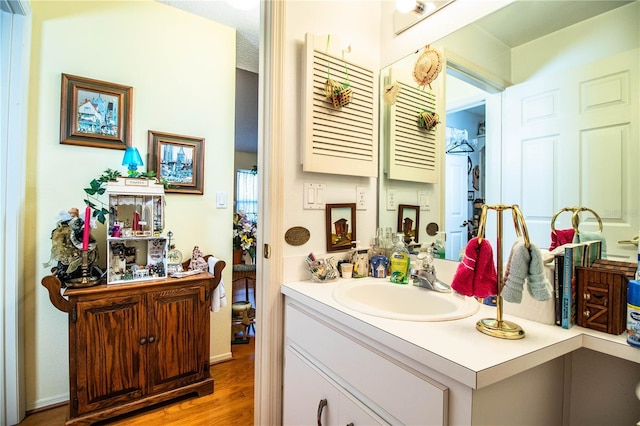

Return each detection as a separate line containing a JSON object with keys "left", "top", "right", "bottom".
{"left": 378, "top": 0, "right": 638, "bottom": 263}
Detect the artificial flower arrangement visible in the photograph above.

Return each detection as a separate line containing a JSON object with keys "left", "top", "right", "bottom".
{"left": 233, "top": 211, "right": 257, "bottom": 259}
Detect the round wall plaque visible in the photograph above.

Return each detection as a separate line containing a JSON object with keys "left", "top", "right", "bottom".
{"left": 426, "top": 222, "right": 439, "bottom": 236}
{"left": 285, "top": 226, "right": 310, "bottom": 246}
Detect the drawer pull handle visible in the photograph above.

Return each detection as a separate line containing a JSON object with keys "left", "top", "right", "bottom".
{"left": 583, "top": 293, "right": 590, "bottom": 301}
{"left": 317, "top": 398, "right": 327, "bottom": 426}
{"left": 584, "top": 309, "right": 590, "bottom": 318}
{"left": 140, "top": 337, "right": 147, "bottom": 345}
{"left": 148, "top": 335, "right": 155, "bottom": 343}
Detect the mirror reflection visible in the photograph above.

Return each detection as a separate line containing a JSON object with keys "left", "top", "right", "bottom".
{"left": 398, "top": 204, "right": 420, "bottom": 244}
{"left": 378, "top": 0, "right": 638, "bottom": 263}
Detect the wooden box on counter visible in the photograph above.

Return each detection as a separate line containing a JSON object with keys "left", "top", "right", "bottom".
{"left": 576, "top": 259, "right": 634, "bottom": 335}
{"left": 41, "top": 260, "right": 225, "bottom": 425}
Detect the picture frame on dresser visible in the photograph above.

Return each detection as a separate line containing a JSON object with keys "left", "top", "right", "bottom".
{"left": 59, "top": 73, "right": 132, "bottom": 150}
{"left": 148, "top": 130, "right": 205, "bottom": 194}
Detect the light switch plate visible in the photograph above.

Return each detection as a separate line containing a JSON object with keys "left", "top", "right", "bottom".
{"left": 304, "top": 183, "right": 325, "bottom": 210}
{"left": 216, "top": 191, "right": 227, "bottom": 208}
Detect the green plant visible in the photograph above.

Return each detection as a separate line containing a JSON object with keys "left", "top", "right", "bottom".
{"left": 84, "top": 168, "right": 121, "bottom": 224}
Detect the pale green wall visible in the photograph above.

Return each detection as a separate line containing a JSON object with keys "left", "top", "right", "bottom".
{"left": 25, "top": 0, "right": 235, "bottom": 409}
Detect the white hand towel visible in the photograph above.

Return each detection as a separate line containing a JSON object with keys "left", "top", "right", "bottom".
{"left": 208, "top": 257, "right": 227, "bottom": 312}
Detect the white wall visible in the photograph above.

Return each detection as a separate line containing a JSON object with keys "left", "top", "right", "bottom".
{"left": 281, "top": 1, "right": 381, "bottom": 283}
{"left": 511, "top": 2, "right": 639, "bottom": 83}
{"left": 25, "top": 0, "right": 235, "bottom": 410}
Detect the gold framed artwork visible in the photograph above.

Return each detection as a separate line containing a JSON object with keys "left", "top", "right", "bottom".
{"left": 59, "top": 74, "right": 132, "bottom": 150}
{"left": 147, "top": 131, "right": 205, "bottom": 194}
{"left": 325, "top": 203, "right": 356, "bottom": 252}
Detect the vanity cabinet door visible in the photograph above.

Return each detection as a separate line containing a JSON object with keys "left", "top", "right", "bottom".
{"left": 283, "top": 346, "right": 340, "bottom": 426}
{"left": 283, "top": 346, "right": 387, "bottom": 426}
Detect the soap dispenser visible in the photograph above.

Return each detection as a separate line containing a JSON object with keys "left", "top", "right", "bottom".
{"left": 389, "top": 233, "right": 410, "bottom": 284}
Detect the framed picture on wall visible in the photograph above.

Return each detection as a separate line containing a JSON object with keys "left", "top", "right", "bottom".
{"left": 397, "top": 204, "right": 420, "bottom": 243}
{"left": 325, "top": 203, "right": 357, "bottom": 252}
{"left": 59, "top": 74, "right": 132, "bottom": 150}
{"left": 148, "top": 131, "right": 205, "bottom": 194}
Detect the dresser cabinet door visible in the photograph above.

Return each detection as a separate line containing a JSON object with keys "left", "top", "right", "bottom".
{"left": 73, "top": 294, "right": 146, "bottom": 415}
{"left": 146, "top": 284, "right": 209, "bottom": 394}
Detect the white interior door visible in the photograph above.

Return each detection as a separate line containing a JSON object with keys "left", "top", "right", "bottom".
{"left": 502, "top": 48, "right": 639, "bottom": 261}
{"left": 445, "top": 153, "right": 469, "bottom": 260}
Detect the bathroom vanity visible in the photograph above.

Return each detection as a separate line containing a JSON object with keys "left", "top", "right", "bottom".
{"left": 282, "top": 271, "right": 640, "bottom": 425}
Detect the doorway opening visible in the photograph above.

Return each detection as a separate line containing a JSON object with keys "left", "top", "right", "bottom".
{"left": 444, "top": 67, "right": 493, "bottom": 261}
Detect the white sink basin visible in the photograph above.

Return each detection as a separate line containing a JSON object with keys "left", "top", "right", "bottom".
{"left": 333, "top": 280, "right": 479, "bottom": 322}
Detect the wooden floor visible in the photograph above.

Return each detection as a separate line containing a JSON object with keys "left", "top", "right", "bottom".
{"left": 19, "top": 282, "right": 257, "bottom": 426}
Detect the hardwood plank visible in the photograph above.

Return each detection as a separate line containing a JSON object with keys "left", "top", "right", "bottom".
{"left": 18, "top": 338, "right": 255, "bottom": 426}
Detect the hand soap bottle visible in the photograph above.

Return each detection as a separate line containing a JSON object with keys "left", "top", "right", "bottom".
{"left": 389, "top": 233, "right": 410, "bottom": 284}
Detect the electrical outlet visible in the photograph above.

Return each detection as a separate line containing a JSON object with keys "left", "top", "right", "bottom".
{"left": 356, "top": 186, "right": 366, "bottom": 210}
{"left": 418, "top": 190, "right": 430, "bottom": 209}
{"left": 387, "top": 189, "right": 397, "bottom": 211}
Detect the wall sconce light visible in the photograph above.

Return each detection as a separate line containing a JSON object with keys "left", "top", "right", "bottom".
{"left": 225, "top": 0, "right": 258, "bottom": 11}
{"left": 396, "top": 0, "right": 425, "bottom": 14}
{"left": 394, "top": 0, "right": 456, "bottom": 34}
{"left": 122, "top": 146, "right": 143, "bottom": 176}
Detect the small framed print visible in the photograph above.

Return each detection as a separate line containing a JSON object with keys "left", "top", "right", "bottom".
{"left": 326, "top": 203, "right": 356, "bottom": 252}
{"left": 60, "top": 74, "right": 132, "bottom": 150}
{"left": 148, "top": 130, "right": 205, "bottom": 194}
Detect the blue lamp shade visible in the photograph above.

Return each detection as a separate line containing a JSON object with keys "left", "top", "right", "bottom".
{"left": 122, "top": 147, "right": 143, "bottom": 175}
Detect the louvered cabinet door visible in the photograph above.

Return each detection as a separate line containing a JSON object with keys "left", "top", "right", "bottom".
{"left": 302, "top": 33, "right": 378, "bottom": 178}
{"left": 387, "top": 81, "right": 440, "bottom": 183}
{"left": 71, "top": 294, "right": 146, "bottom": 416}
{"left": 146, "top": 283, "right": 210, "bottom": 395}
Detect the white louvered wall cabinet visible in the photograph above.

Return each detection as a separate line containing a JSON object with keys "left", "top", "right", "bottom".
{"left": 302, "top": 34, "right": 378, "bottom": 178}
{"left": 386, "top": 80, "right": 440, "bottom": 183}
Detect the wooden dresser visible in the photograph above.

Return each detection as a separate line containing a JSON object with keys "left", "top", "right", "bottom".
{"left": 41, "top": 261, "right": 225, "bottom": 425}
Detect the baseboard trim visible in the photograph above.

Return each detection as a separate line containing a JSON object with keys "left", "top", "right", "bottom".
{"left": 27, "top": 395, "right": 69, "bottom": 413}
{"left": 210, "top": 351, "right": 233, "bottom": 364}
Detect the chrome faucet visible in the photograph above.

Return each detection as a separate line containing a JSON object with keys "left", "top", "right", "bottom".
{"left": 410, "top": 249, "right": 451, "bottom": 293}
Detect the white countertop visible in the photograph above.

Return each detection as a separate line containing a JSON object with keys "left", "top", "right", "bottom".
{"left": 281, "top": 276, "right": 640, "bottom": 389}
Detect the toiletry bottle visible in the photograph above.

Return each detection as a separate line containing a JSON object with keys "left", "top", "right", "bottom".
{"left": 635, "top": 238, "right": 640, "bottom": 280}
{"left": 627, "top": 279, "right": 640, "bottom": 348}
{"left": 389, "top": 233, "right": 410, "bottom": 284}
{"left": 433, "top": 232, "right": 446, "bottom": 259}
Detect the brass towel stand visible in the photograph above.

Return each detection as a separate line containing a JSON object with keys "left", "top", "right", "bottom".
{"left": 476, "top": 204, "right": 530, "bottom": 340}
{"left": 550, "top": 206, "right": 602, "bottom": 235}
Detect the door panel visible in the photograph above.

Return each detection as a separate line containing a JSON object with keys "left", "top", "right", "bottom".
{"left": 147, "top": 285, "right": 208, "bottom": 394}
{"left": 74, "top": 294, "right": 146, "bottom": 415}
{"left": 502, "top": 49, "right": 639, "bottom": 261}
{"left": 445, "top": 153, "right": 469, "bottom": 260}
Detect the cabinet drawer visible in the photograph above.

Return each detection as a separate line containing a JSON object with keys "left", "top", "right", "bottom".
{"left": 285, "top": 301, "right": 448, "bottom": 425}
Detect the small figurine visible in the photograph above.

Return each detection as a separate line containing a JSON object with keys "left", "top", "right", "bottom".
{"left": 189, "top": 246, "right": 208, "bottom": 272}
